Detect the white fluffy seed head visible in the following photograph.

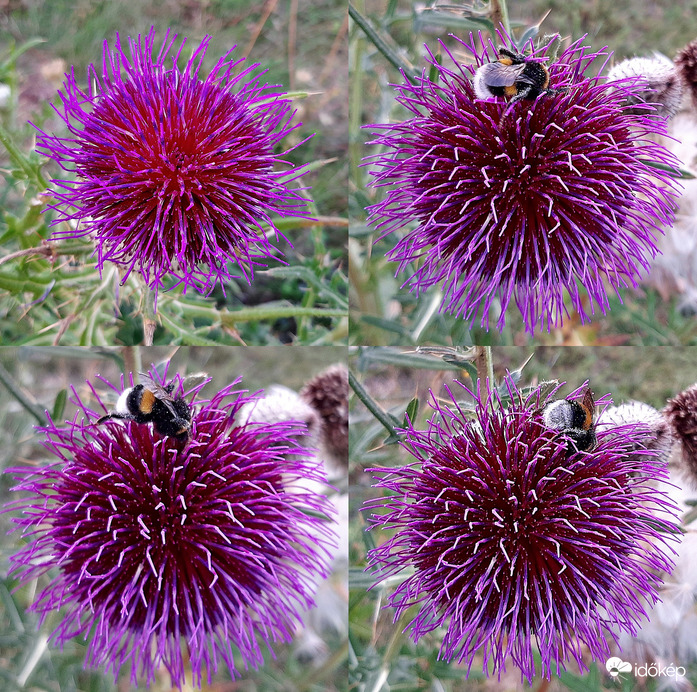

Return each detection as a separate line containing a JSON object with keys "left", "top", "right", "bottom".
{"left": 598, "top": 400, "right": 674, "bottom": 464}
{"left": 607, "top": 54, "right": 684, "bottom": 119}
{"left": 236, "top": 385, "right": 321, "bottom": 446}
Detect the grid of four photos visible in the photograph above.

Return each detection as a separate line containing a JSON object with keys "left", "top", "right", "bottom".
{"left": 2, "top": 1, "right": 697, "bottom": 691}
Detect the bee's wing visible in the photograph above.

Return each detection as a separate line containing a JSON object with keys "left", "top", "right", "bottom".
{"left": 181, "top": 372, "right": 208, "bottom": 392}
{"left": 481, "top": 61, "right": 527, "bottom": 87}
{"left": 582, "top": 388, "right": 595, "bottom": 414}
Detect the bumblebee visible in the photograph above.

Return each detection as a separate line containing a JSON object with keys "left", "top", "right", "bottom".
{"left": 473, "top": 47, "right": 555, "bottom": 104}
{"left": 97, "top": 373, "right": 192, "bottom": 441}
{"left": 541, "top": 388, "right": 596, "bottom": 454}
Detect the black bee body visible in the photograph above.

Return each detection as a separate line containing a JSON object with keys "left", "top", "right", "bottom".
{"left": 98, "top": 374, "right": 192, "bottom": 441}
{"left": 474, "top": 47, "right": 554, "bottom": 105}
{"left": 541, "top": 388, "right": 596, "bottom": 455}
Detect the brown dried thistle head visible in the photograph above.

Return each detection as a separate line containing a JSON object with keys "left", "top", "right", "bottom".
{"left": 664, "top": 383, "right": 697, "bottom": 483}
{"left": 676, "top": 38, "right": 697, "bottom": 110}
{"left": 301, "top": 364, "right": 349, "bottom": 469}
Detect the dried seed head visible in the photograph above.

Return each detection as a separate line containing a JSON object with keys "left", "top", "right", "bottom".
{"left": 607, "top": 55, "right": 684, "bottom": 119}
{"left": 675, "top": 38, "right": 697, "bottom": 110}
{"left": 599, "top": 400, "right": 674, "bottom": 464}
{"left": 664, "top": 383, "right": 697, "bottom": 484}
{"left": 301, "top": 364, "right": 349, "bottom": 470}
{"left": 237, "top": 384, "right": 322, "bottom": 447}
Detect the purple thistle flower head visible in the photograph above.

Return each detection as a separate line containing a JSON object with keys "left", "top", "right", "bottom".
{"left": 364, "top": 31, "right": 681, "bottom": 333}
{"left": 365, "top": 377, "right": 680, "bottom": 682}
{"left": 35, "top": 27, "right": 311, "bottom": 295}
{"left": 5, "top": 367, "right": 336, "bottom": 688}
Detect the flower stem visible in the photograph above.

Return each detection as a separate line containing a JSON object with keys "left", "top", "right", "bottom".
{"left": 143, "top": 287, "right": 157, "bottom": 346}
{"left": 490, "top": 0, "right": 511, "bottom": 35}
{"left": 349, "top": 3, "right": 417, "bottom": 80}
{"left": 175, "top": 302, "right": 346, "bottom": 324}
{"left": 0, "top": 361, "right": 45, "bottom": 423}
{"left": 122, "top": 347, "right": 142, "bottom": 379}
{"left": 348, "top": 369, "right": 400, "bottom": 442}
{"left": 0, "top": 243, "right": 53, "bottom": 266}
{"left": 474, "top": 346, "right": 494, "bottom": 385}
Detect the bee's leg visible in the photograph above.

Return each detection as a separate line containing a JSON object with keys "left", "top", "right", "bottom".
{"left": 498, "top": 85, "right": 537, "bottom": 126}
{"left": 499, "top": 88, "right": 529, "bottom": 125}
{"left": 507, "top": 85, "right": 534, "bottom": 106}
{"left": 96, "top": 412, "right": 129, "bottom": 424}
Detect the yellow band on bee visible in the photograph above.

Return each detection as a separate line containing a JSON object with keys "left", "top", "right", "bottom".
{"left": 140, "top": 388, "right": 156, "bottom": 414}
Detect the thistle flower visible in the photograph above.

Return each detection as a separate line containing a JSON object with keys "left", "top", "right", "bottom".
{"left": 365, "top": 378, "right": 679, "bottom": 682}
{"left": 35, "top": 28, "right": 310, "bottom": 296}
{"left": 607, "top": 54, "right": 684, "bottom": 119}
{"left": 365, "top": 33, "right": 680, "bottom": 333}
{"left": 6, "top": 369, "right": 335, "bottom": 687}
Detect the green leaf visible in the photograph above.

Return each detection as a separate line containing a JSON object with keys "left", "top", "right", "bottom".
{"left": 51, "top": 388, "right": 67, "bottom": 422}
{"left": 518, "top": 25, "right": 541, "bottom": 50}
{"left": 349, "top": 568, "right": 377, "bottom": 591}
{"left": 415, "top": 9, "right": 496, "bottom": 36}
{"left": 0, "top": 38, "right": 45, "bottom": 73}
{"left": 359, "top": 314, "right": 413, "bottom": 338}
{"left": 641, "top": 158, "right": 696, "bottom": 179}
{"left": 0, "top": 122, "right": 48, "bottom": 190}
{"left": 356, "top": 347, "right": 463, "bottom": 371}
{"left": 428, "top": 51, "right": 442, "bottom": 84}
{"left": 558, "top": 662, "right": 603, "bottom": 692}
{"left": 517, "top": 11, "right": 553, "bottom": 51}
{"left": 508, "top": 352, "right": 534, "bottom": 384}
{"left": 263, "top": 265, "right": 348, "bottom": 309}
{"left": 404, "top": 397, "right": 419, "bottom": 425}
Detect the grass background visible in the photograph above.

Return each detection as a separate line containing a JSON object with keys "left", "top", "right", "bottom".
{"left": 349, "top": 0, "right": 697, "bottom": 346}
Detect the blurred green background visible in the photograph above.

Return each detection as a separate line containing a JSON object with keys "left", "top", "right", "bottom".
{"left": 349, "top": 0, "right": 697, "bottom": 346}
{"left": 0, "top": 345, "right": 347, "bottom": 692}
